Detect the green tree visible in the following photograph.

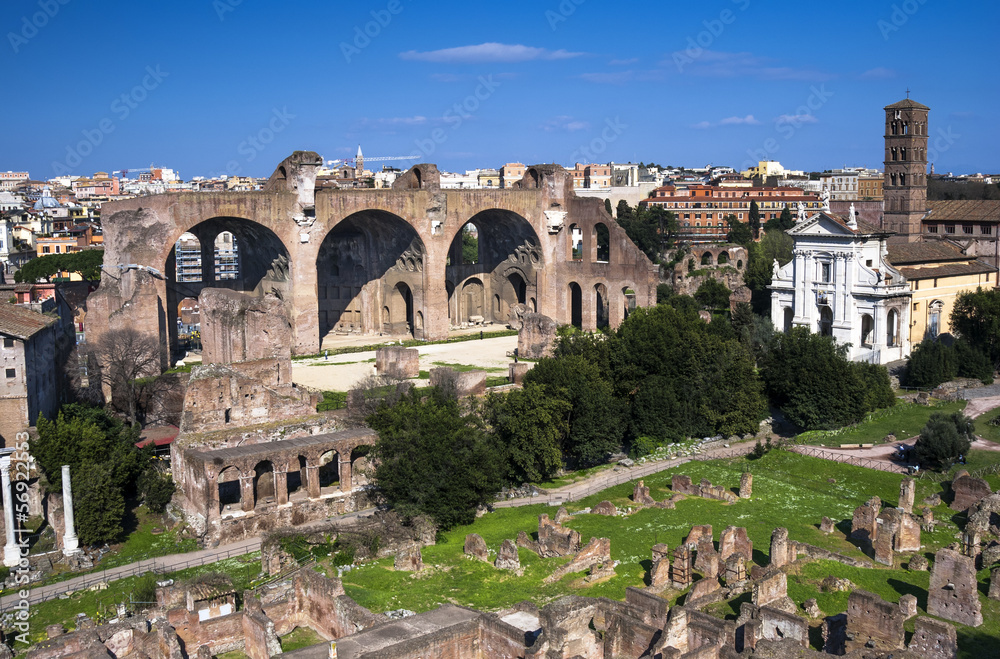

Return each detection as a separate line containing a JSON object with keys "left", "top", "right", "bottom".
{"left": 743, "top": 230, "right": 793, "bottom": 314}
{"left": 14, "top": 250, "right": 103, "bottom": 283}
{"left": 912, "top": 411, "right": 974, "bottom": 470}
{"left": 367, "top": 388, "right": 502, "bottom": 530}
{"left": 138, "top": 471, "right": 175, "bottom": 514}
{"left": 694, "top": 278, "right": 731, "bottom": 310}
{"left": 726, "top": 214, "right": 753, "bottom": 246}
{"left": 950, "top": 287, "right": 1000, "bottom": 367}
{"left": 483, "top": 383, "right": 570, "bottom": 483}
{"left": 74, "top": 463, "right": 126, "bottom": 545}
{"left": 461, "top": 230, "right": 479, "bottom": 264}
{"left": 761, "top": 327, "right": 895, "bottom": 430}
{"left": 523, "top": 355, "right": 624, "bottom": 467}
{"left": 904, "top": 339, "right": 956, "bottom": 388}
{"left": 764, "top": 206, "right": 795, "bottom": 232}
{"left": 604, "top": 198, "right": 613, "bottom": 215}
{"left": 748, "top": 200, "right": 761, "bottom": 239}
{"left": 615, "top": 204, "right": 677, "bottom": 262}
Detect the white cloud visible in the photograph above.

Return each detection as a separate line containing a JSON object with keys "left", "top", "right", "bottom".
{"left": 693, "top": 115, "right": 760, "bottom": 129}
{"left": 400, "top": 43, "right": 584, "bottom": 63}
{"left": 541, "top": 116, "right": 590, "bottom": 132}
{"left": 775, "top": 113, "right": 818, "bottom": 125}
{"left": 719, "top": 114, "right": 760, "bottom": 126}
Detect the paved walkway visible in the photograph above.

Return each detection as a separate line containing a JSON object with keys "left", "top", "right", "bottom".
{"left": 494, "top": 441, "right": 758, "bottom": 508}
{"left": 0, "top": 537, "right": 262, "bottom": 610}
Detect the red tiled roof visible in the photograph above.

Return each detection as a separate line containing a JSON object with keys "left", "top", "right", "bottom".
{"left": 924, "top": 200, "right": 1000, "bottom": 223}
{"left": 887, "top": 242, "right": 968, "bottom": 265}
{"left": 0, "top": 303, "right": 57, "bottom": 340}
{"left": 896, "top": 261, "right": 996, "bottom": 280}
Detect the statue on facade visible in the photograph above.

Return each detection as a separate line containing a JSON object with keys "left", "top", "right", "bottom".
{"left": 772, "top": 258, "right": 781, "bottom": 279}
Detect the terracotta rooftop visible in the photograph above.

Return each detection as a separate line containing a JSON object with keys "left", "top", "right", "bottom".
{"left": 887, "top": 241, "right": 968, "bottom": 265}
{"left": 0, "top": 303, "right": 57, "bottom": 340}
{"left": 885, "top": 98, "right": 930, "bottom": 110}
{"left": 924, "top": 200, "right": 1000, "bottom": 222}
{"left": 896, "top": 261, "right": 996, "bottom": 280}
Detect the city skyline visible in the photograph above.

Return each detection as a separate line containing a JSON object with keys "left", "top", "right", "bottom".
{"left": 3, "top": 0, "right": 999, "bottom": 179}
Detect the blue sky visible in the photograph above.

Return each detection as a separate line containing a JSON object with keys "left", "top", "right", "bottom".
{"left": 3, "top": 0, "right": 998, "bottom": 179}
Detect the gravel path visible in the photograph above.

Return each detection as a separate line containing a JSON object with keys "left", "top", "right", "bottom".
{"left": 292, "top": 335, "right": 520, "bottom": 391}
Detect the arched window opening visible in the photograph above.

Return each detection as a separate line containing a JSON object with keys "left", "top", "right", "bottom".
{"left": 783, "top": 307, "right": 793, "bottom": 333}
{"left": 861, "top": 314, "right": 874, "bottom": 346}
{"left": 595, "top": 283, "right": 609, "bottom": 329}
{"left": 174, "top": 232, "right": 202, "bottom": 283}
{"left": 318, "top": 450, "right": 340, "bottom": 489}
{"left": 928, "top": 300, "right": 943, "bottom": 338}
{"left": 214, "top": 231, "right": 239, "bottom": 280}
{"left": 717, "top": 252, "right": 729, "bottom": 265}
{"left": 701, "top": 252, "right": 712, "bottom": 266}
{"left": 819, "top": 306, "right": 833, "bottom": 337}
{"left": 595, "top": 223, "right": 610, "bottom": 262}
{"left": 887, "top": 309, "right": 899, "bottom": 346}
{"left": 569, "top": 282, "right": 583, "bottom": 329}
{"left": 569, "top": 224, "right": 583, "bottom": 261}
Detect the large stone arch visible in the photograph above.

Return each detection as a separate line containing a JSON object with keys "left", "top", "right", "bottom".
{"left": 444, "top": 208, "right": 542, "bottom": 326}
{"left": 315, "top": 209, "right": 426, "bottom": 345}
{"left": 165, "top": 217, "right": 291, "bottom": 357}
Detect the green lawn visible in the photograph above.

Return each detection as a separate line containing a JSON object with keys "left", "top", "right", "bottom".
{"left": 330, "top": 450, "right": 995, "bottom": 658}
{"left": 974, "top": 406, "right": 1000, "bottom": 444}
{"left": 280, "top": 626, "right": 325, "bottom": 652}
{"left": 794, "top": 400, "right": 968, "bottom": 446}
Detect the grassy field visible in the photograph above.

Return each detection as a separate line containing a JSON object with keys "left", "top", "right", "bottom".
{"left": 329, "top": 450, "right": 997, "bottom": 658}
{"left": 794, "top": 400, "right": 968, "bottom": 446}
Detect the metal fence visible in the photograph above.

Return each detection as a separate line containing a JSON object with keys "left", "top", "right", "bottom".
{"left": 1, "top": 542, "right": 261, "bottom": 610}
{"left": 789, "top": 446, "right": 906, "bottom": 474}
{"left": 494, "top": 445, "right": 756, "bottom": 508}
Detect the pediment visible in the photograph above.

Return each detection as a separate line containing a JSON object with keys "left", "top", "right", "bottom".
{"left": 787, "top": 212, "right": 856, "bottom": 237}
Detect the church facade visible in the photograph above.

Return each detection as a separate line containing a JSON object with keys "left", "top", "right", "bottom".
{"left": 770, "top": 205, "right": 911, "bottom": 365}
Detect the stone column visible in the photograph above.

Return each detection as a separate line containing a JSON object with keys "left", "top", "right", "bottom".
{"left": 306, "top": 465, "right": 321, "bottom": 499}
{"left": 274, "top": 471, "right": 289, "bottom": 506}
{"left": 1, "top": 457, "right": 19, "bottom": 567}
{"left": 240, "top": 475, "right": 255, "bottom": 512}
{"left": 61, "top": 465, "right": 79, "bottom": 556}
{"left": 339, "top": 457, "right": 353, "bottom": 493}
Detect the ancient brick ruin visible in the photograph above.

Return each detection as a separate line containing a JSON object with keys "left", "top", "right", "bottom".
{"left": 927, "top": 548, "right": 983, "bottom": 627}
{"left": 90, "top": 156, "right": 658, "bottom": 361}
{"left": 671, "top": 474, "right": 739, "bottom": 503}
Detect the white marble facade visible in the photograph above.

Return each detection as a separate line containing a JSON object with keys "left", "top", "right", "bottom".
{"left": 769, "top": 207, "right": 911, "bottom": 365}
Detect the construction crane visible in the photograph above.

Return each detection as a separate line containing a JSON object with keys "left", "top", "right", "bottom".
{"left": 325, "top": 155, "right": 420, "bottom": 167}
{"left": 111, "top": 166, "right": 153, "bottom": 177}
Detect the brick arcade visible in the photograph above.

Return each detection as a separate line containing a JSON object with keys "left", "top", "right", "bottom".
{"left": 89, "top": 154, "right": 658, "bottom": 362}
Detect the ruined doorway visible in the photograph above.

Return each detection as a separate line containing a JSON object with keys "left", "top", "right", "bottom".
{"left": 253, "top": 461, "right": 275, "bottom": 507}
{"left": 318, "top": 450, "right": 340, "bottom": 490}
{"left": 218, "top": 467, "right": 241, "bottom": 514}
{"left": 595, "top": 283, "right": 609, "bottom": 329}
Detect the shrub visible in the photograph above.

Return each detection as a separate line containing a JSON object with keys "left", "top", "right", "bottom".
{"left": 629, "top": 436, "right": 660, "bottom": 459}
{"left": 912, "top": 411, "right": 974, "bottom": 470}
{"left": 139, "top": 471, "right": 175, "bottom": 514}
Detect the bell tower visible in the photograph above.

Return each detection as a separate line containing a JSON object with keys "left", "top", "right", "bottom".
{"left": 883, "top": 96, "right": 929, "bottom": 242}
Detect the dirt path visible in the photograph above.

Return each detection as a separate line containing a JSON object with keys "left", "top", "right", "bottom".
{"left": 291, "top": 334, "right": 520, "bottom": 391}
{"left": 495, "top": 441, "right": 758, "bottom": 508}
